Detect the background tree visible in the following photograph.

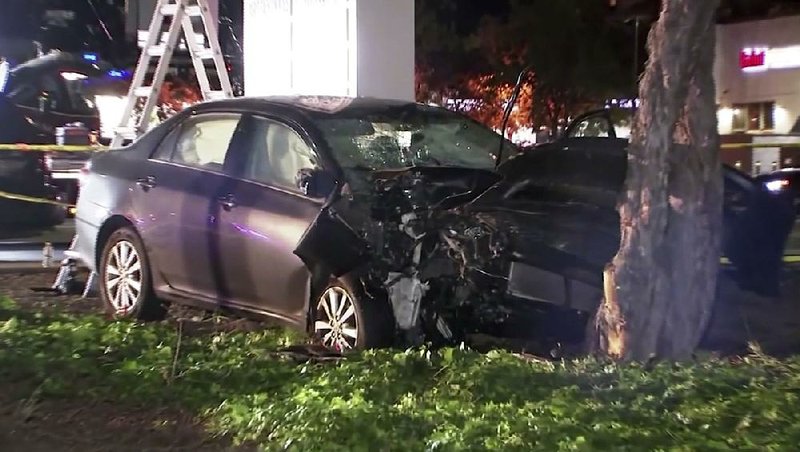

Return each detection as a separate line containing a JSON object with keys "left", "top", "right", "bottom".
{"left": 415, "top": 0, "right": 487, "bottom": 105}
{"left": 477, "top": 0, "right": 631, "bottom": 134}
{"left": 415, "top": 0, "right": 534, "bottom": 137}
{"left": 588, "top": 0, "right": 723, "bottom": 361}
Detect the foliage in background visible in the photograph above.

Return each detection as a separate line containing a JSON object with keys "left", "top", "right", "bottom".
{"left": 478, "top": 0, "right": 631, "bottom": 133}
{"left": 415, "top": 0, "right": 534, "bottom": 136}
{"left": 2, "top": 297, "right": 800, "bottom": 451}
{"left": 415, "top": 0, "right": 631, "bottom": 137}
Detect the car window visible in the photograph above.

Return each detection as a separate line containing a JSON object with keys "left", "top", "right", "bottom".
{"left": 566, "top": 110, "right": 634, "bottom": 140}
{"left": 723, "top": 165, "right": 754, "bottom": 209}
{"left": 6, "top": 73, "right": 66, "bottom": 111}
{"left": 312, "top": 104, "right": 518, "bottom": 171}
{"left": 171, "top": 115, "right": 241, "bottom": 172}
{"left": 241, "top": 116, "right": 319, "bottom": 191}
{"left": 568, "top": 115, "right": 612, "bottom": 138}
{"left": 150, "top": 125, "right": 181, "bottom": 161}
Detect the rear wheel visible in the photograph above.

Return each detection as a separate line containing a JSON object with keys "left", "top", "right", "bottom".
{"left": 312, "top": 279, "right": 394, "bottom": 352}
{"left": 99, "top": 227, "right": 166, "bottom": 321}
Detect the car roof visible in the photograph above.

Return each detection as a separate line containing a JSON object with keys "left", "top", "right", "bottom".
{"left": 193, "top": 95, "right": 423, "bottom": 117}
{"left": 9, "top": 52, "right": 105, "bottom": 78}
{"left": 759, "top": 167, "right": 800, "bottom": 176}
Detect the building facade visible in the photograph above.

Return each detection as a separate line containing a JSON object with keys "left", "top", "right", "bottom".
{"left": 715, "top": 14, "right": 800, "bottom": 174}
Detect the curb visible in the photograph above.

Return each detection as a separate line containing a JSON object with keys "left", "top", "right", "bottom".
{"left": 0, "top": 241, "right": 71, "bottom": 248}
{"left": 0, "top": 264, "right": 88, "bottom": 275}
{"left": 0, "top": 265, "right": 61, "bottom": 275}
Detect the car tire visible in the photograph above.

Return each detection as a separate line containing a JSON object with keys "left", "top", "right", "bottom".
{"left": 98, "top": 227, "right": 166, "bottom": 321}
{"left": 311, "top": 278, "right": 394, "bottom": 352}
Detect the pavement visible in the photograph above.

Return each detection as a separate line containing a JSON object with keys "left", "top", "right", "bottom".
{"left": 0, "top": 220, "right": 73, "bottom": 264}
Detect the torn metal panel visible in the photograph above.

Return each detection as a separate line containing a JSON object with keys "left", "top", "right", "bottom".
{"left": 385, "top": 272, "right": 429, "bottom": 330}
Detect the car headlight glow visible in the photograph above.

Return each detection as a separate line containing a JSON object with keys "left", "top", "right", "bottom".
{"left": 765, "top": 179, "right": 790, "bottom": 193}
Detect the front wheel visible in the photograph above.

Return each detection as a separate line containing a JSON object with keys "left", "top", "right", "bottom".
{"left": 312, "top": 279, "right": 394, "bottom": 352}
{"left": 99, "top": 227, "right": 166, "bottom": 321}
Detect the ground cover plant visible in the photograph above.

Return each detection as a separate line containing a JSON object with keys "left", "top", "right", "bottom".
{"left": 2, "top": 295, "right": 800, "bottom": 451}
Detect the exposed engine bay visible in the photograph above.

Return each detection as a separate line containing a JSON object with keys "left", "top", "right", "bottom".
{"left": 296, "top": 164, "right": 610, "bottom": 347}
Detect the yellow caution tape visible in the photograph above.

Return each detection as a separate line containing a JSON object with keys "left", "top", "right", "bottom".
{"left": 0, "top": 190, "right": 75, "bottom": 208}
{"left": 721, "top": 255, "right": 800, "bottom": 264}
{"left": 721, "top": 142, "right": 800, "bottom": 150}
{"left": 0, "top": 144, "right": 107, "bottom": 152}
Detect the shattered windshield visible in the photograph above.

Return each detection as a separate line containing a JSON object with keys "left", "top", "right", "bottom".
{"left": 313, "top": 104, "right": 519, "bottom": 171}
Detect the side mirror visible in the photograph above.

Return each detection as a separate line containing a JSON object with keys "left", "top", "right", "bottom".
{"left": 296, "top": 168, "right": 337, "bottom": 199}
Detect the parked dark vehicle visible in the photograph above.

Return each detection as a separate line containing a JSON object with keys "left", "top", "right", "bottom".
{"left": 74, "top": 98, "right": 797, "bottom": 352}
{"left": 528, "top": 109, "right": 796, "bottom": 297}
{"left": 0, "top": 52, "right": 102, "bottom": 228}
{"left": 755, "top": 167, "right": 800, "bottom": 214}
{"left": 0, "top": 94, "right": 66, "bottom": 229}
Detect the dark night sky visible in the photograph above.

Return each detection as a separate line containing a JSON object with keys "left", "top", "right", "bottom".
{"left": 4, "top": 0, "right": 800, "bottom": 62}
{"left": 1, "top": 1, "right": 127, "bottom": 58}
{"left": 451, "top": 1, "right": 510, "bottom": 34}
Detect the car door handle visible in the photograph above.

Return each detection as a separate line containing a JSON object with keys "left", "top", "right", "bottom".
{"left": 217, "top": 194, "right": 237, "bottom": 211}
{"left": 136, "top": 176, "right": 157, "bottom": 191}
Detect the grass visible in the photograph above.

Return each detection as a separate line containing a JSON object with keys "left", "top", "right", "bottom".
{"left": 2, "top": 296, "right": 800, "bottom": 451}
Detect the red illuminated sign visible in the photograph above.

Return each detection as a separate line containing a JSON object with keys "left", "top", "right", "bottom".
{"left": 740, "top": 47, "right": 767, "bottom": 70}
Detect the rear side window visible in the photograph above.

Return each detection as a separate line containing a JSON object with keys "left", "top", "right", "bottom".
{"left": 160, "top": 114, "right": 241, "bottom": 173}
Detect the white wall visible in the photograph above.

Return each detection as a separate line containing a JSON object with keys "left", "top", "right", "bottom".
{"left": 355, "top": 0, "right": 415, "bottom": 101}
{"left": 243, "top": 0, "right": 357, "bottom": 97}
{"left": 243, "top": 0, "right": 415, "bottom": 101}
{"left": 715, "top": 15, "right": 800, "bottom": 134}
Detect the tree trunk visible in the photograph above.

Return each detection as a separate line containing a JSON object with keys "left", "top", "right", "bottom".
{"left": 588, "top": 0, "right": 722, "bottom": 361}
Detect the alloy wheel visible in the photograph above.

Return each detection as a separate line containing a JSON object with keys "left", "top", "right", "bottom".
{"left": 105, "top": 240, "right": 142, "bottom": 314}
{"left": 314, "top": 286, "right": 359, "bottom": 351}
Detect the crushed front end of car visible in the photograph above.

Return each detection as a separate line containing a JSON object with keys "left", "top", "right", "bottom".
{"left": 295, "top": 163, "right": 614, "bottom": 348}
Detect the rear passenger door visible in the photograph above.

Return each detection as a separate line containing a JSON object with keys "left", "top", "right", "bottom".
{"left": 134, "top": 113, "right": 245, "bottom": 300}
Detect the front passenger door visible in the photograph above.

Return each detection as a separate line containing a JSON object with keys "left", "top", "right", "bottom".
{"left": 216, "top": 115, "right": 326, "bottom": 321}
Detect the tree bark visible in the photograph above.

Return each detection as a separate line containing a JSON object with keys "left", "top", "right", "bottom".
{"left": 588, "top": 0, "right": 722, "bottom": 361}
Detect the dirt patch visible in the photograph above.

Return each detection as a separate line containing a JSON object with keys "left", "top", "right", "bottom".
{"left": 0, "top": 271, "right": 100, "bottom": 316}
{"left": 0, "top": 271, "right": 271, "bottom": 334}
{"left": 0, "top": 387, "right": 253, "bottom": 451}
{"left": 702, "top": 269, "right": 800, "bottom": 355}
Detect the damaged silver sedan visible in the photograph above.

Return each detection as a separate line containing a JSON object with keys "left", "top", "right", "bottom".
{"left": 74, "top": 97, "right": 796, "bottom": 352}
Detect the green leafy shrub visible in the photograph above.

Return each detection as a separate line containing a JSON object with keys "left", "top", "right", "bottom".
{"left": 2, "top": 303, "right": 799, "bottom": 451}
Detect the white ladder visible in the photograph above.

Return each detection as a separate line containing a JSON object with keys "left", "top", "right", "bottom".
{"left": 110, "top": 0, "right": 233, "bottom": 148}
{"left": 55, "top": 0, "right": 233, "bottom": 297}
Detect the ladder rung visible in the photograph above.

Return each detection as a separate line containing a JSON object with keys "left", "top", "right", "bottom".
{"left": 197, "top": 48, "right": 217, "bottom": 59}
{"left": 147, "top": 45, "right": 167, "bottom": 57}
{"left": 114, "top": 128, "right": 138, "bottom": 139}
{"left": 161, "top": 4, "right": 202, "bottom": 17}
{"left": 134, "top": 87, "right": 153, "bottom": 97}
{"left": 205, "top": 91, "right": 230, "bottom": 100}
